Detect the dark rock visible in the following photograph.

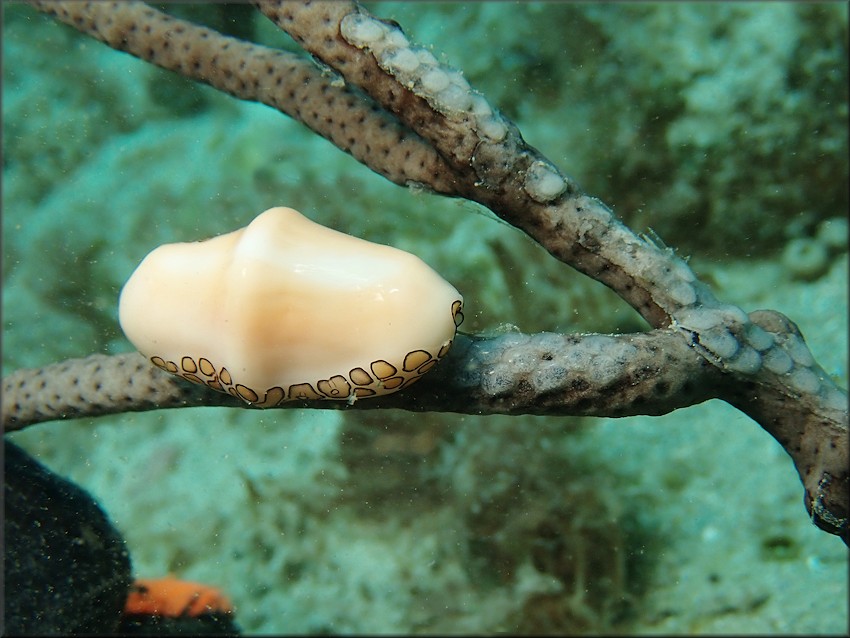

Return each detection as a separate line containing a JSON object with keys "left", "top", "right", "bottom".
{"left": 3, "top": 440, "right": 132, "bottom": 634}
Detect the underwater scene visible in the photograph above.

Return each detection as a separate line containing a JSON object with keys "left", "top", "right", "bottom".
{"left": 3, "top": 2, "right": 848, "bottom": 634}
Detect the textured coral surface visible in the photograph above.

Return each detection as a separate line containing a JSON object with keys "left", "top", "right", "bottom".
{"left": 3, "top": 3, "right": 847, "bottom": 634}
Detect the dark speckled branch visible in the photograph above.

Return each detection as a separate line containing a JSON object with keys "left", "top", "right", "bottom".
{"left": 1, "top": 331, "right": 717, "bottom": 431}
{"left": 14, "top": 0, "right": 849, "bottom": 542}
{"left": 27, "top": 0, "right": 457, "bottom": 194}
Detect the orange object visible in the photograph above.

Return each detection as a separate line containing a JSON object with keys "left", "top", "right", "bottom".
{"left": 124, "top": 576, "right": 234, "bottom": 618}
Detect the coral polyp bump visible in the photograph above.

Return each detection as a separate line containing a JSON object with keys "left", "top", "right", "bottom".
{"left": 118, "top": 207, "right": 463, "bottom": 407}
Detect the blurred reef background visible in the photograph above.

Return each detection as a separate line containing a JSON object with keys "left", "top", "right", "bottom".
{"left": 3, "top": 2, "right": 848, "bottom": 634}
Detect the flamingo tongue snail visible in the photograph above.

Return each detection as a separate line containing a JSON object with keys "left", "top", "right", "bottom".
{"left": 118, "top": 207, "right": 464, "bottom": 407}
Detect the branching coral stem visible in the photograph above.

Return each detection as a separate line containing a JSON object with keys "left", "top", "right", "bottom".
{"left": 10, "top": 0, "right": 848, "bottom": 542}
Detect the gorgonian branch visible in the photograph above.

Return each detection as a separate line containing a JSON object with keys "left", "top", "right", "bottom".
{"left": 12, "top": 0, "right": 848, "bottom": 542}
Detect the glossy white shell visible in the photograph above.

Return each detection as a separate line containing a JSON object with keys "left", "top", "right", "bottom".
{"left": 119, "top": 207, "right": 463, "bottom": 406}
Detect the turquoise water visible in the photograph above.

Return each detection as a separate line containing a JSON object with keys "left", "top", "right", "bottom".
{"left": 3, "top": 3, "right": 847, "bottom": 633}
